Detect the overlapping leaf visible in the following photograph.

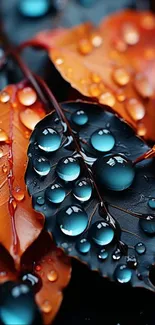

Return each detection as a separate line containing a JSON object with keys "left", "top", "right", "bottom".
{"left": 26, "top": 100, "right": 155, "bottom": 292}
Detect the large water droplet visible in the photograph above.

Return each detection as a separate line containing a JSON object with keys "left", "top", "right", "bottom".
{"left": 0, "top": 91, "right": 10, "bottom": 103}
{"left": 57, "top": 205, "right": 88, "bottom": 236}
{"left": 12, "top": 187, "right": 25, "bottom": 201}
{"left": 56, "top": 157, "right": 80, "bottom": 182}
{"left": 139, "top": 217, "right": 155, "bottom": 235}
{"left": 33, "top": 157, "right": 50, "bottom": 176}
{"left": 134, "top": 73, "right": 153, "bottom": 98}
{"left": 148, "top": 198, "right": 155, "bottom": 209}
{"left": 19, "top": 0, "right": 50, "bottom": 17}
{"left": 94, "top": 154, "right": 135, "bottom": 191}
{"left": 47, "top": 270, "right": 58, "bottom": 282}
{"left": 112, "top": 68, "right": 130, "bottom": 86}
{"left": 135, "top": 242, "right": 146, "bottom": 255}
{"left": 76, "top": 238, "right": 91, "bottom": 253}
{"left": 37, "top": 128, "right": 61, "bottom": 153}
{"left": 98, "top": 248, "right": 108, "bottom": 260}
{"left": 90, "top": 129, "right": 115, "bottom": 152}
{"left": 115, "top": 264, "right": 132, "bottom": 283}
{"left": 125, "top": 98, "right": 145, "bottom": 121}
{"left": 45, "top": 183, "right": 66, "bottom": 204}
{"left": 0, "top": 128, "right": 8, "bottom": 142}
{"left": 71, "top": 110, "right": 88, "bottom": 126}
{"left": 18, "top": 87, "right": 37, "bottom": 106}
{"left": 20, "top": 109, "right": 41, "bottom": 131}
{"left": 90, "top": 221, "right": 114, "bottom": 246}
{"left": 122, "top": 24, "right": 140, "bottom": 45}
{"left": 112, "top": 248, "right": 122, "bottom": 261}
{"left": 73, "top": 179, "right": 92, "bottom": 202}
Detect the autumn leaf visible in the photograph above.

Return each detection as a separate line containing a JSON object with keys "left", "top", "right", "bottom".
{"left": 35, "top": 10, "right": 155, "bottom": 141}
{"left": 0, "top": 84, "right": 45, "bottom": 265}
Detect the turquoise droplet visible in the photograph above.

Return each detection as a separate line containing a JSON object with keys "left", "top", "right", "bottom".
{"left": 148, "top": 198, "right": 155, "bottom": 209}
{"left": 94, "top": 154, "right": 135, "bottom": 191}
{"left": 115, "top": 265, "right": 132, "bottom": 284}
{"left": 135, "top": 242, "right": 146, "bottom": 255}
{"left": 19, "top": 0, "right": 50, "bottom": 17}
{"left": 36, "top": 196, "right": 45, "bottom": 205}
{"left": 98, "top": 248, "right": 108, "bottom": 260}
{"left": 76, "top": 238, "right": 91, "bottom": 253}
{"left": 33, "top": 157, "right": 50, "bottom": 176}
{"left": 37, "top": 128, "right": 61, "bottom": 153}
{"left": 139, "top": 217, "right": 155, "bottom": 235}
{"left": 57, "top": 205, "right": 88, "bottom": 236}
{"left": 90, "top": 221, "right": 114, "bottom": 246}
{"left": 56, "top": 157, "right": 80, "bottom": 181}
{"left": 73, "top": 179, "right": 92, "bottom": 202}
{"left": 72, "top": 110, "right": 88, "bottom": 126}
{"left": 45, "top": 183, "right": 65, "bottom": 204}
{"left": 90, "top": 129, "right": 115, "bottom": 152}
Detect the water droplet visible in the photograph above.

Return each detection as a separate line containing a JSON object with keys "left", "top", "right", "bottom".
{"left": 90, "top": 33, "right": 103, "bottom": 48}
{"left": 99, "top": 92, "right": 116, "bottom": 107}
{"left": 126, "top": 255, "right": 137, "bottom": 269}
{"left": 21, "top": 272, "right": 41, "bottom": 293}
{"left": 90, "top": 221, "right": 114, "bottom": 246}
{"left": 37, "top": 128, "right": 61, "bottom": 152}
{"left": 137, "top": 123, "right": 146, "bottom": 136}
{"left": 20, "top": 109, "right": 41, "bottom": 131}
{"left": 122, "top": 24, "right": 140, "bottom": 45}
{"left": 35, "top": 264, "right": 41, "bottom": 272}
{"left": 141, "top": 15, "right": 155, "bottom": 30}
{"left": 73, "top": 179, "right": 92, "bottom": 202}
{"left": 76, "top": 238, "right": 91, "bottom": 254}
{"left": 134, "top": 73, "right": 153, "bottom": 98}
{"left": 112, "top": 248, "right": 122, "bottom": 261}
{"left": 56, "top": 157, "right": 80, "bottom": 182}
{"left": 112, "top": 68, "right": 130, "bottom": 86}
{"left": 57, "top": 205, "right": 88, "bottom": 236}
{"left": 0, "top": 148, "right": 3, "bottom": 158}
{"left": 135, "top": 242, "right": 146, "bottom": 255}
{"left": 36, "top": 196, "right": 45, "bottom": 205}
{"left": 90, "top": 73, "right": 101, "bottom": 84}
{"left": 2, "top": 164, "right": 8, "bottom": 173}
{"left": 114, "top": 38, "right": 127, "bottom": 52}
{"left": 0, "top": 91, "right": 10, "bottom": 103}
{"left": 78, "top": 39, "right": 93, "bottom": 55}
{"left": 41, "top": 300, "right": 52, "bottom": 313}
{"left": 115, "top": 264, "right": 132, "bottom": 283}
{"left": 18, "top": 87, "right": 37, "bottom": 106}
{"left": 125, "top": 98, "right": 145, "bottom": 121}
{"left": 71, "top": 110, "right": 88, "bottom": 126}
{"left": 89, "top": 83, "right": 101, "bottom": 97}
{"left": 47, "top": 270, "right": 58, "bottom": 282}
{"left": 45, "top": 183, "right": 66, "bottom": 204}
{"left": 33, "top": 157, "right": 50, "bottom": 176}
{"left": 90, "top": 128, "right": 115, "bottom": 152}
{"left": 25, "top": 130, "right": 31, "bottom": 139}
{"left": 12, "top": 187, "right": 25, "bottom": 201}
{"left": 148, "top": 198, "right": 155, "bottom": 209}
{"left": 98, "top": 248, "right": 108, "bottom": 260}
{"left": 116, "top": 92, "right": 126, "bottom": 102}
{"left": 0, "top": 128, "right": 8, "bottom": 142}
{"left": 94, "top": 154, "right": 135, "bottom": 191}
{"left": 55, "top": 57, "right": 64, "bottom": 65}
{"left": 139, "top": 217, "right": 155, "bottom": 235}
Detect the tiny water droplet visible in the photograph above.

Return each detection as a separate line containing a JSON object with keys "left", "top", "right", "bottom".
{"left": 116, "top": 92, "right": 126, "bottom": 102}
{"left": 139, "top": 217, "right": 155, "bottom": 235}
{"left": 141, "top": 15, "right": 155, "bottom": 30}
{"left": 24, "top": 130, "right": 31, "bottom": 139}
{"left": 112, "top": 68, "right": 130, "bottom": 86}
{"left": 56, "top": 157, "right": 80, "bottom": 182}
{"left": 137, "top": 123, "right": 146, "bottom": 136}
{"left": 94, "top": 154, "right": 135, "bottom": 191}
{"left": 98, "top": 248, "right": 108, "bottom": 260}
{"left": 18, "top": 87, "right": 37, "bottom": 106}
{"left": 90, "top": 73, "right": 101, "bottom": 84}
{"left": 12, "top": 187, "right": 25, "bottom": 201}
{"left": 20, "top": 109, "right": 41, "bottom": 131}
{"left": 148, "top": 198, "right": 155, "bottom": 209}
{"left": 126, "top": 255, "right": 137, "bottom": 269}
{"left": 134, "top": 73, "right": 153, "bottom": 98}
{"left": 0, "top": 129, "right": 8, "bottom": 142}
{"left": 36, "top": 196, "right": 45, "bottom": 205}
{"left": 45, "top": 183, "right": 66, "bottom": 204}
{"left": 37, "top": 128, "right": 61, "bottom": 152}
{"left": 90, "top": 33, "right": 103, "bottom": 47}
{"left": 35, "top": 264, "right": 41, "bottom": 272}
{"left": 122, "top": 24, "right": 140, "bottom": 45}
{"left": 47, "top": 270, "right": 58, "bottom": 282}
{"left": 115, "top": 264, "right": 132, "bottom": 283}
{"left": 99, "top": 92, "right": 116, "bottom": 107}
{"left": 73, "top": 179, "right": 92, "bottom": 202}
{"left": 41, "top": 300, "right": 52, "bottom": 313}
{"left": 0, "top": 91, "right": 10, "bottom": 103}
{"left": 135, "top": 242, "right": 146, "bottom": 255}
{"left": 125, "top": 98, "right": 145, "bottom": 121}
{"left": 57, "top": 205, "right": 88, "bottom": 236}
{"left": 78, "top": 39, "right": 93, "bottom": 55}
{"left": 89, "top": 83, "right": 101, "bottom": 97}
{"left": 90, "top": 128, "right": 115, "bottom": 152}
{"left": 90, "top": 221, "right": 114, "bottom": 246}
{"left": 33, "top": 157, "right": 50, "bottom": 176}
{"left": 112, "top": 248, "right": 122, "bottom": 261}
{"left": 71, "top": 110, "right": 88, "bottom": 126}
{"left": 76, "top": 238, "right": 91, "bottom": 254}
{"left": 55, "top": 57, "right": 64, "bottom": 65}
{"left": 0, "top": 148, "right": 3, "bottom": 158}
{"left": 12, "top": 199, "right": 17, "bottom": 210}
{"left": 2, "top": 164, "right": 8, "bottom": 173}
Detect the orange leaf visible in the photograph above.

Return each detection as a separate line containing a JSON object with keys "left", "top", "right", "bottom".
{"left": 37, "top": 10, "right": 155, "bottom": 141}
{"left": 0, "top": 84, "right": 45, "bottom": 265}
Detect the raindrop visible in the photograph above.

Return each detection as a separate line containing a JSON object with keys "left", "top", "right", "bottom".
{"left": 18, "top": 87, "right": 37, "bottom": 106}
{"left": 139, "top": 217, "right": 155, "bottom": 235}
{"left": 12, "top": 187, "right": 25, "bottom": 201}
{"left": 33, "top": 157, "right": 50, "bottom": 176}
{"left": 90, "top": 221, "right": 114, "bottom": 246}
{"left": 37, "top": 128, "right": 61, "bottom": 152}
{"left": 0, "top": 91, "right": 10, "bottom": 103}
{"left": 73, "top": 179, "right": 92, "bottom": 202}
{"left": 135, "top": 242, "right": 146, "bottom": 255}
{"left": 134, "top": 73, "right": 153, "bottom": 98}
{"left": 98, "top": 248, "right": 108, "bottom": 260}
{"left": 47, "top": 270, "right": 58, "bottom": 282}
{"left": 71, "top": 110, "right": 88, "bottom": 126}
{"left": 112, "top": 68, "right": 130, "bottom": 86}
{"left": 56, "top": 157, "right": 80, "bottom": 181}
{"left": 99, "top": 92, "right": 116, "bottom": 107}
{"left": 76, "top": 238, "right": 91, "bottom": 254}
{"left": 36, "top": 196, "right": 45, "bottom": 205}
{"left": 122, "top": 24, "right": 140, "bottom": 45}
{"left": 41, "top": 300, "right": 52, "bottom": 314}
{"left": 45, "top": 183, "right": 66, "bottom": 204}
{"left": 148, "top": 198, "right": 155, "bottom": 209}
{"left": 90, "top": 128, "right": 115, "bottom": 152}
{"left": 125, "top": 98, "right": 145, "bottom": 121}
{"left": 115, "top": 264, "right": 132, "bottom": 283}
{"left": 57, "top": 205, "right": 88, "bottom": 236}
{"left": 19, "top": 109, "right": 41, "bottom": 131}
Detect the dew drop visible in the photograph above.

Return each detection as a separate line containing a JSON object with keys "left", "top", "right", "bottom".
{"left": 19, "top": 109, "right": 41, "bottom": 131}
{"left": 116, "top": 92, "right": 126, "bottom": 102}
{"left": 90, "top": 33, "right": 103, "bottom": 48}
{"left": 0, "top": 148, "right": 3, "bottom": 158}
{"left": 137, "top": 123, "right": 146, "bottom": 137}
{"left": 35, "top": 265, "right": 41, "bottom": 272}
{"left": 94, "top": 154, "right": 135, "bottom": 191}
{"left": 12, "top": 187, "right": 25, "bottom": 201}
{"left": 115, "top": 264, "right": 132, "bottom": 283}
{"left": 125, "top": 98, "right": 145, "bottom": 121}
{"left": 90, "top": 221, "right": 114, "bottom": 246}
{"left": 122, "top": 24, "right": 140, "bottom": 45}
{"left": 55, "top": 57, "right": 64, "bottom": 65}
{"left": 0, "top": 128, "right": 8, "bottom": 142}
{"left": 2, "top": 164, "right": 8, "bottom": 173}
{"left": 112, "top": 248, "right": 122, "bottom": 261}
{"left": 135, "top": 242, "right": 146, "bottom": 255}
{"left": 112, "top": 68, "right": 130, "bottom": 86}
{"left": 57, "top": 205, "right": 88, "bottom": 236}
{"left": 90, "top": 73, "right": 101, "bottom": 84}
{"left": 99, "top": 92, "right": 116, "bottom": 107}
{"left": 41, "top": 300, "right": 52, "bottom": 313}
{"left": 33, "top": 157, "right": 50, "bottom": 176}
{"left": 89, "top": 83, "right": 101, "bottom": 97}
{"left": 37, "top": 128, "right": 61, "bottom": 152}
{"left": 56, "top": 157, "right": 80, "bottom": 182}
{"left": 126, "top": 255, "right": 138, "bottom": 269}
{"left": 71, "top": 110, "right": 88, "bottom": 126}
{"left": 141, "top": 15, "right": 155, "bottom": 30}
{"left": 18, "top": 87, "right": 37, "bottom": 106}
{"left": 139, "top": 217, "right": 155, "bottom": 235}
{"left": 36, "top": 196, "right": 45, "bottom": 205}
{"left": 90, "top": 128, "right": 115, "bottom": 152}
{"left": 78, "top": 39, "right": 93, "bottom": 55}
{"left": 47, "top": 270, "right": 58, "bottom": 282}
{"left": 73, "top": 179, "right": 92, "bottom": 202}
{"left": 98, "top": 248, "right": 108, "bottom": 260}
{"left": 134, "top": 73, "right": 153, "bottom": 98}
{"left": 0, "top": 91, "right": 10, "bottom": 103}
{"left": 45, "top": 183, "right": 66, "bottom": 204}
{"left": 148, "top": 198, "right": 155, "bottom": 209}
{"left": 76, "top": 238, "right": 91, "bottom": 254}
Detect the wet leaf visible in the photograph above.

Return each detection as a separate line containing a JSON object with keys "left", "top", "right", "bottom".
{"left": 26, "top": 100, "right": 155, "bottom": 292}
{"left": 36, "top": 10, "right": 155, "bottom": 141}
{"left": 0, "top": 84, "right": 45, "bottom": 265}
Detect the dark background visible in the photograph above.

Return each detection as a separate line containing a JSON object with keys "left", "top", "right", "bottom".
{"left": 1, "top": 1, "right": 155, "bottom": 324}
